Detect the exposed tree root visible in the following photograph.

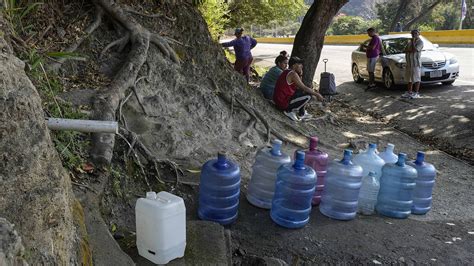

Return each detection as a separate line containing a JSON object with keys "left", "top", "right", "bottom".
{"left": 89, "top": 0, "right": 179, "bottom": 165}
{"left": 100, "top": 33, "right": 130, "bottom": 58}
{"left": 209, "top": 77, "right": 306, "bottom": 148}
{"left": 124, "top": 6, "right": 176, "bottom": 22}
{"left": 238, "top": 118, "right": 257, "bottom": 143}
{"left": 118, "top": 127, "right": 185, "bottom": 187}
{"left": 150, "top": 34, "right": 179, "bottom": 63}
{"left": 49, "top": 4, "right": 104, "bottom": 71}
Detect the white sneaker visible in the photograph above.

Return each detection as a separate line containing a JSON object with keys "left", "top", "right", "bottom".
{"left": 284, "top": 111, "right": 300, "bottom": 121}
{"left": 401, "top": 91, "right": 413, "bottom": 98}
{"left": 299, "top": 110, "right": 313, "bottom": 120}
{"left": 410, "top": 92, "right": 421, "bottom": 99}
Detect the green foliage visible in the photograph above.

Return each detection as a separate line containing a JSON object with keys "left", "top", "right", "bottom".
{"left": 110, "top": 168, "right": 123, "bottom": 198}
{"left": 253, "top": 64, "right": 270, "bottom": 78}
{"left": 224, "top": 48, "right": 235, "bottom": 62}
{"left": 227, "top": 0, "right": 307, "bottom": 28}
{"left": 19, "top": 49, "right": 89, "bottom": 171}
{"left": 198, "top": 0, "right": 230, "bottom": 41}
{"left": 3, "top": 1, "right": 43, "bottom": 36}
{"left": 376, "top": 0, "right": 471, "bottom": 32}
{"left": 329, "top": 15, "right": 381, "bottom": 35}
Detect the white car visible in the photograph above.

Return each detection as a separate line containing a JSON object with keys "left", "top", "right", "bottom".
{"left": 351, "top": 34, "right": 459, "bottom": 89}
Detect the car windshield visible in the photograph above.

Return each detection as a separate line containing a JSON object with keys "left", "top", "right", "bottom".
{"left": 382, "top": 36, "right": 435, "bottom": 55}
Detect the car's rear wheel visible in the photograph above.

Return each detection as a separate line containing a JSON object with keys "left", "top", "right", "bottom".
{"left": 352, "top": 64, "right": 363, "bottom": 83}
{"left": 383, "top": 68, "right": 395, "bottom": 89}
{"left": 442, "top": 80, "right": 455, "bottom": 85}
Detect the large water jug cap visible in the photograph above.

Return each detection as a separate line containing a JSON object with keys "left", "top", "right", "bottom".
{"left": 146, "top": 191, "right": 157, "bottom": 200}
{"left": 271, "top": 139, "right": 283, "bottom": 156}
{"left": 369, "top": 143, "right": 377, "bottom": 150}
{"left": 415, "top": 151, "right": 425, "bottom": 165}
{"left": 396, "top": 153, "right": 407, "bottom": 166}
{"left": 386, "top": 143, "right": 395, "bottom": 151}
{"left": 294, "top": 150, "right": 306, "bottom": 169}
{"left": 309, "top": 136, "right": 319, "bottom": 150}
{"left": 368, "top": 171, "right": 376, "bottom": 177}
{"left": 341, "top": 149, "right": 353, "bottom": 165}
{"left": 216, "top": 151, "right": 230, "bottom": 169}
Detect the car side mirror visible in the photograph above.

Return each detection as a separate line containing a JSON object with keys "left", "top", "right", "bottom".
{"left": 433, "top": 44, "right": 439, "bottom": 48}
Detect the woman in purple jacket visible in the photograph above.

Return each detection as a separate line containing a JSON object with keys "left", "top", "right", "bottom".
{"left": 222, "top": 28, "right": 257, "bottom": 82}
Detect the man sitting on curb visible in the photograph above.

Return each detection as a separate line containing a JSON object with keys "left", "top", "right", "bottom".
{"left": 273, "top": 57, "right": 324, "bottom": 121}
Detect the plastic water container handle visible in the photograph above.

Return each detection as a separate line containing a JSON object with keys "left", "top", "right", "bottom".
{"left": 156, "top": 196, "right": 171, "bottom": 203}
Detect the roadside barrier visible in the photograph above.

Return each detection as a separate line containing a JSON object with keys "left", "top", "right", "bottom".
{"left": 255, "top": 29, "right": 474, "bottom": 45}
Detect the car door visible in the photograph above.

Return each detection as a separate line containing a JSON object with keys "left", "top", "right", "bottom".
{"left": 354, "top": 40, "right": 370, "bottom": 77}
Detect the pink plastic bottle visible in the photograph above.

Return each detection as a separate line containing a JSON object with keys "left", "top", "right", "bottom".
{"left": 304, "top": 136, "right": 329, "bottom": 205}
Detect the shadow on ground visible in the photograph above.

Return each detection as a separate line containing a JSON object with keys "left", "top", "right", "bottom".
{"left": 336, "top": 81, "right": 474, "bottom": 164}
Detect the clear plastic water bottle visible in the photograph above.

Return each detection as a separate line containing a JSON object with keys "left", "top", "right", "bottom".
{"left": 353, "top": 143, "right": 385, "bottom": 180}
{"left": 378, "top": 143, "right": 398, "bottom": 164}
{"left": 303, "top": 136, "right": 329, "bottom": 206}
{"left": 319, "top": 149, "right": 363, "bottom": 221}
{"left": 270, "top": 151, "right": 316, "bottom": 229}
{"left": 357, "top": 171, "right": 380, "bottom": 215}
{"left": 376, "top": 153, "right": 417, "bottom": 219}
{"left": 408, "top": 151, "right": 436, "bottom": 215}
{"left": 198, "top": 152, "right": 240, "bottom": 225}
{"left": 247, "top": 139, "right": 291, "bottom": 209}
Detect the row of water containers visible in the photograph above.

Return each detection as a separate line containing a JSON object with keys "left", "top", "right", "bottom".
{"left": 198, "top": 137, "right": 437, "bottom": 228}
{"left": 134, "top": 136, "right": 436, "bottom": 264}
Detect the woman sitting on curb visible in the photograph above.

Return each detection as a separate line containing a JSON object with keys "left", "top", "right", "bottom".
{"left": 259, "top": 52, "right": 289, "bottom": 100}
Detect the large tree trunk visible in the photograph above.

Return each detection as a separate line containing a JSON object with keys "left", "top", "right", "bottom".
{"left": 291, "top": 0, "right": 348, "bottom": 86}
{"left": 389, "top": 0, "right": 409, "bottom": 32}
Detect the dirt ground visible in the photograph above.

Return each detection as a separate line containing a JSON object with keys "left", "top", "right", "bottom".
{"left": 106, "top": 91, "right": 474, "bottom": 264}
{"left": 225, "top": 95, "right": 474, "bottom": 264}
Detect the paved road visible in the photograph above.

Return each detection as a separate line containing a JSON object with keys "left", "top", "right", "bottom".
{"left": 251, "top": 43, "right": 474, "bottom": 85}
{"left": 252, "top": 43, "right": 474, "bottom": 163}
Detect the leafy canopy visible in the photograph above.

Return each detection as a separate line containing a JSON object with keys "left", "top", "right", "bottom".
{"left": 329, "top": 15, "right": 381, "bottom": 35}
{"left": 227, "top": 0, "right": 307, "bottom": 28}
{"left": 198, "top": 0, "right": 230, "bottom": 40}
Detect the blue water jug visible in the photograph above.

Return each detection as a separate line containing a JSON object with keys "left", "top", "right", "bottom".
{"left": 409, "top": 152, "right": 436, "bottom": 215}
{"left": 270, "top": 151, "right": 316, "bottom": 229}
{"left": 198, "top": 152, "right": 240, "bottom": 225}
{"left": 378, "top": 143, "right": 398, "bottom": 164}
{"left": 358, "top": 171, "right": 380, "bottom": 215}
{"left": 319, "top": 149, "right": 363, "bottom": 221}
{"left": 353, "top": 143, "right": 385, "bottom": 180}
{"left": 247, "top": 139, "right": 291, "bottom": 209}
{"left": 376, "top": 153, "right": 417, "bottom": 219}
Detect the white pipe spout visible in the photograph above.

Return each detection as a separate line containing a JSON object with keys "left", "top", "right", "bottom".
{"left": 46, "top": 118, "right": 118, "bottom": 134}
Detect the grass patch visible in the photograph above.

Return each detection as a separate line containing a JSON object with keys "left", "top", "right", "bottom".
{"left": 252, "top": 64, "right": 270, "bottom": 78}
{"left": 21, "top": 48, "right": 90, "bottom": 171}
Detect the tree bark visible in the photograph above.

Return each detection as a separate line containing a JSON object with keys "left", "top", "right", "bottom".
{"left": 389, "top": 0, "right": 409, "bottom": 32}
{"left": 291, "top": 0, "right": 349, "bottom": 86}
{"left": 90, "top": 0, "right": 150, "bottom": 165}
{"left": 403, "top": 0, "right": 442, "bottom": 30}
